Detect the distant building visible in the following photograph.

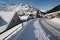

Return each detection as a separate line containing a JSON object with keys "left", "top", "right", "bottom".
{"left": 0, "top": 11, "right": 21, "bottom": 33}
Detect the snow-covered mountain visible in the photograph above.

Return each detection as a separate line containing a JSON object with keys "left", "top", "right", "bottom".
{"left": 0, "top": 5, "right": 17, "bottom": 12}
{"left": 15, "top": 4, "right": 42, "bottom": 15}
{"left": 40, "top": 9, "right": 47, "bottom": 12}
{"left": 0, "top": 4, "right": 43, "bottom": 17}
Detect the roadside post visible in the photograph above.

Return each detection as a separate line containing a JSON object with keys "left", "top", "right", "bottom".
{"left": 22, "top": 22, "right": 23, "bottom": 26}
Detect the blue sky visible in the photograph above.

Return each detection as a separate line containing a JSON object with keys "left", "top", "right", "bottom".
{"left": 0, "top": 0, "right": 60, "bottom": 10}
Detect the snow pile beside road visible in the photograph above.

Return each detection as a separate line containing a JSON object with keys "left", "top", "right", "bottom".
{"left": 0, "top": 22, "right": 27, "bottom": 40}
{"left": 19, "top": 15, "right": 29, "bottom": 20}
{"left": 50, "top": 18, "right": 60, "bottom": 24}
{"left": 0, "top": 23, "right": 22, "bottom": 40}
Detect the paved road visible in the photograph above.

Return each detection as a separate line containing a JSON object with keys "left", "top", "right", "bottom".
{"left": 6, "top": 18, "right": 60, "bottom": 40}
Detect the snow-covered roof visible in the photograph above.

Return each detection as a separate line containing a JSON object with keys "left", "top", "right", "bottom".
{"left": 0, "top": 11, "right": 15, "bottom": 33}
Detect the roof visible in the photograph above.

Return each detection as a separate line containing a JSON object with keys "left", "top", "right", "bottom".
{"left": 0, "top": 11, "right": 15, "bottom": 33}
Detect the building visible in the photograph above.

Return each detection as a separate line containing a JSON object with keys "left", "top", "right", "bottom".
{"left": 0, "top": 11, "right": 21, "bottom": 33}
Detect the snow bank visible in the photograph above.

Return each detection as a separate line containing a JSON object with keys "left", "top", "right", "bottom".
{"left": 0, "top": 22, "right": 27, "bottom": 40}
{"left": 50, "top": 18, "right": 60, "bottom": 24}
{"left": 19, "top": 15, "right": 29, "bottom": 20}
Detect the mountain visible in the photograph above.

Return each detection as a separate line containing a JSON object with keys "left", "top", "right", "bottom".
{"left": 40, "top": 9, "right": 47, "bottom": 12}
{"left": 14, "top": 4, "right": 43, "bottom": 17}
{"left": 0, "top": 5, "right": 17, "bottom": 12}
{"left": 0, "top": 4, "right": 42, "bottom": 13}
{"left": 0, "top": 4, "right": 43, "bottom": 18}
{"left": 47, "top": 5, "right": 60, "bottom": 13}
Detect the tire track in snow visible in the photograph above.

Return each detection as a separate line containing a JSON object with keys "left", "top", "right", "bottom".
{"left": 34, "top": 19, "right": 50, "bottom": 40}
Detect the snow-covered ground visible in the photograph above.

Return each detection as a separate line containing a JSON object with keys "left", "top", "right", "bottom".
{"left": 6, "top": 19, "right": 50, "bottom": 40}
{"left": 0, "top": 18, "right": 60, "bottom": 40}
{"left": 50, "top": 18, "right": 60, "bottom": 25}
{"left": 19, "top": 15, "right": 29, "bottom": 21}
{"left": 0, "top": 22, "right": 27, "bottom": 40}
{"left": 41, "top": 18, "right": 60, "bottom": 40}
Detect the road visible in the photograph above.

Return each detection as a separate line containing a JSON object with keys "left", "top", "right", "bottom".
{"left": 4, "top": 18, "right": 60, "bottom": 40}
{"left": 41, "top": 18, "right": 60, "bottom": 40}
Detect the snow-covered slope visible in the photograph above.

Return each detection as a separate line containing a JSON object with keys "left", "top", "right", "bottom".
{"left": 0, "top": 5, "right": 17, "bottom": 12}
{"left": 16, "top": 4, "right": 42, "bottom": 15}
{"left": 50, "top": 18, "right": 60, "bottom": 24}
{"left": 0, "top": 4, "right": 42, "bottom": 15}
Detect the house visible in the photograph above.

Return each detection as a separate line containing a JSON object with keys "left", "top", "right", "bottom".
{"left": 0, "top": 11, "right": 21, "bottom": 33}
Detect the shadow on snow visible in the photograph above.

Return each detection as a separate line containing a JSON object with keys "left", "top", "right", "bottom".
{"left": 8, "top": 19, "right": 38, "bottom": 40}
{"left": 39, "top": 19, "right": 59, "bottom": 40}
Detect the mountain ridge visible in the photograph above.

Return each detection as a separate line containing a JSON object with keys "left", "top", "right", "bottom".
{"left": 47, "top": 5, "right": 60, "bottom": 13}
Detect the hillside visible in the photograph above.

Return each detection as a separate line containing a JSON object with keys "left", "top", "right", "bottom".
{"left": 0, "top": 4, "right": 43, "bottom": 18}
{"left": 47, "top": 5, "right": 60, "bottom": 13}
{"left": 0, "top": 4, "right": 42, "bottom": 14}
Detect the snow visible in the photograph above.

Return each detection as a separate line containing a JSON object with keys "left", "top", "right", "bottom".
{"left": 0, "top": 23, "right": 21, "bottom": 40}
{"left": 0, "top": 22, "right": 27, "bottom": 40}
{"left": 0, "top": 17, "right": 7, "bottom": 26}
{"left": 40, "top": 9, "right": 47, "bottom": 12}
{"left": 15, "top": 4, "right": 30, "bottom": 12}
{"left": 0, "top": 5, "right": 17, "bottom": 12}
{"left": 33, "top": 20, "right": 49, "bottom": 40}
{"left": 0, "top": 11, "right": 15, "bottom": 33}
{"left": 41, "top": 18, "right": 60, "bottom": 40}
{"left": 15, "top": 4, "right": 40, "bottom": 16}
{"left": 6, "top": 19, "right": 49, "bottom": 40}
{"left": 50, "top": 18, "right": 60, "bottom": 25}
{"left": 19, "top": 15, "right": 29, "bottom": 20}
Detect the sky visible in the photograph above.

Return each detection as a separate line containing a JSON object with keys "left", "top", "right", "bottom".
{"left": 0, "top": 0, "right": 60, "bottom": 10}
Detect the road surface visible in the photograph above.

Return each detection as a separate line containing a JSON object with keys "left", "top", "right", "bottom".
{"left": 41, "top": 18, "right": 60, "bottom": 40}
{"left": 3, "top": 18, "right": 60, "bottom": 40}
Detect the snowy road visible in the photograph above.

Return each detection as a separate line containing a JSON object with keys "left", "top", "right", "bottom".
{"left": 41, "top": 18, "right": 60, "bottom": 40}
{"left": 5, "top": 18, "right": 60, "bottom": 40}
